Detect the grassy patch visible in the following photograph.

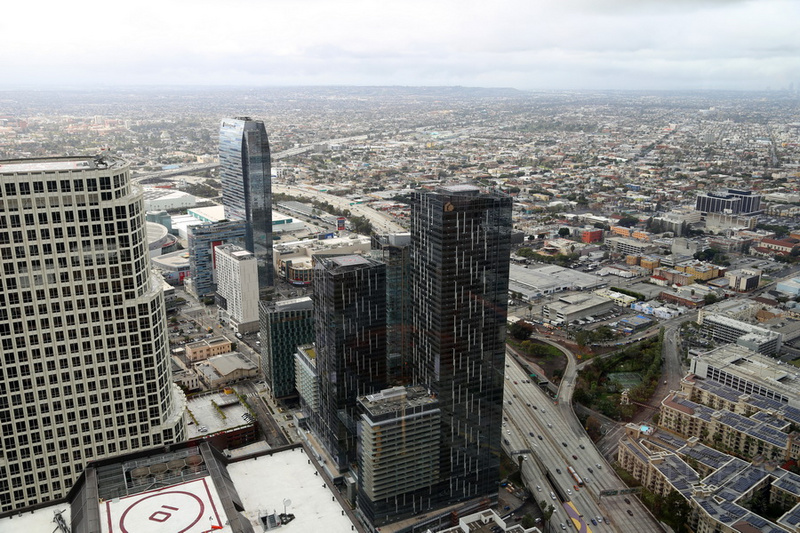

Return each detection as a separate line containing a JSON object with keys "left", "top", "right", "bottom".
{"left": 613, "top": 465, "right": 641, "bottom": 487}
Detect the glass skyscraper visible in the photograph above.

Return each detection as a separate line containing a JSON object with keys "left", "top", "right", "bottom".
{"left": 409, "top": 184, "right": 512, "bottom": 506}
{"left": 219, "top": 117, "right": 273, "bottom": 291}
{"left": 313, "top": 255, "right": 387, "bottom": 471}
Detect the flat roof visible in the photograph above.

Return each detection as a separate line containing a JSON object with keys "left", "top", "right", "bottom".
{"left": 0, "top": 159, "right": 93, "bottom": 173}
{"left": 272, "top": 296, "right": 314, "bottom": 312}
{"left": 331, "top": 255, "right": 370, "bottom": 267}
{"left": 185, "top": 391, "right": 254, "bottom": 438}
{"left": 1, "top": 504, "right": 70, "bottom": 532}
{"left": 101, "top": 477, "right": 228, "bottom": 533}
{"left": 227, "top": 447, "right": 356, "bottom": 532}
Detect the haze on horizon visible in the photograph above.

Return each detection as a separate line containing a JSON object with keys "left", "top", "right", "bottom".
{"left": 2, "top": 0, "right": 798, "bottom": 92}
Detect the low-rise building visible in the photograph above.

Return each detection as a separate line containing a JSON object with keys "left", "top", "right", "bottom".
{"left": 195, "top": 352, "right": 259, "bottom": 389}
{"left": 594, "top": 287, "right": 637, "bottom": 307}
{"left": 542, "top": 293, "right": 614, "bottom": 324}
{"left": 185, "top": 336, "right": 233, "bottom": 362}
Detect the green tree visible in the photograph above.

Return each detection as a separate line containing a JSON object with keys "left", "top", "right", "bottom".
{"left": 509, "top": 321, "right": 532, "bottom": 341}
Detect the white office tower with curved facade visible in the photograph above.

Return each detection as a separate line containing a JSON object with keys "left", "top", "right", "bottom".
{"left": 0, "top": 155, "right": 186, "bottom": 512}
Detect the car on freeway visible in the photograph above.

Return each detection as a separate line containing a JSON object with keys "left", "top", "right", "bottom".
{"left": 587, "top": 467, "right": 593, "bottom": 473}
{"left": 537, "top": 435, "right": 543, "bottom": 440}
{"left": 529, "top": 432, "right": 535, "bottom": 437}
{"left": 567, "top": 489, "right": 572, "bottom": 495}
{"left": 579, "top": 444, "right": 585, "bottom": 449}
{"left": 556, "top": 468, "right": 561, "bottom": 474}
{"left": 627, "top": 510, "right": 634, "bottom": 517}
{"left": 562, "top": 442, "right": 567, "bottom": 447}
{"left": 591, "top": 518, "right": 597, "bottom": 526}
{"left": 572, "top": 455, "right": 578, "bottom": 460}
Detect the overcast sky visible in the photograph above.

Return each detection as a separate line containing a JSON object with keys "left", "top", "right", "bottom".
{"left": 2, "top": 0, "right": 798, "bottom": 91}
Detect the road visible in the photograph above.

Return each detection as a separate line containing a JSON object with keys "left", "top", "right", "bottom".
{"left": 273, "top": 182, "right": 405, "bottom": 233}
{"left": 503, "top": 350, "right": 664, "bottom": 533}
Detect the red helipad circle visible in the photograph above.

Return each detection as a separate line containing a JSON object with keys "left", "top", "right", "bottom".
{"left": 119, "top": 490, "right": 205, "bottom": 533}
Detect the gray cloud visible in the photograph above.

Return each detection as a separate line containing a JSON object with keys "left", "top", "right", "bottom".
{"left": 1, "top": 0, "right": 798, "bottom": 90}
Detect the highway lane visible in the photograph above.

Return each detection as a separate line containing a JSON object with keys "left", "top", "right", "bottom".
{"left": 273, "top": 183, "right": 406, "bottom": 233}
{"left": 502, "top": 353, "right": 663, "bottom": 532}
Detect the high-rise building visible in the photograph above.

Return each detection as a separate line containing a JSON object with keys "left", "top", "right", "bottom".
{"left": 409, "top": 184, "right": 512, "bottom": 507}
{"left": 371, "top": 233, "right": 411, "bottom": 383}
{"left": 186, "top": 220, "right": 247, "bottom": 299}
{"left": 0, "top": 155, "right": 186, "bottom": 511}
{"left": 294, "top": 343, "right": 320, "bottom": 429}
{"left": 260, "top": 296, "right": 315, "bottom": 398}
{"left": 219, "top": 117, "right": 273, "bottom": 290}
{"left": 313, "top": 255, "right": 387, "bottom": 470}
{"left": 214, "top": 244, "right": 260, "bottom": 334}
{"left": 357, "top": 385, "right": 441, "bottom": 526}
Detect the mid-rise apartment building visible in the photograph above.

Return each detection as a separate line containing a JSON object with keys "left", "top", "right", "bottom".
{"left": 214, "top": 244, "right": 259, "bottom": 334}
{"left": 698, "top": 315, "right": 782, "bottom": 355}
{"left": 357, "top": 385, "right": 440, "bottom": 526}
{"left": 260, "top": 296, "right": 314, "bottom": 398}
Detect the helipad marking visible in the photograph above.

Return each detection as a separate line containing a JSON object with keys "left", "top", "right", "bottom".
{"left": 103, "top": 478, "right": 225, "bottom": 533}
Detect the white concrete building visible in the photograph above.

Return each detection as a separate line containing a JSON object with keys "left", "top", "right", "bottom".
{"left": 215, "top": 244, "right": 259, "bottom": 334}
{"left": 0, "top": 155, "right": 186, "bottom": 511}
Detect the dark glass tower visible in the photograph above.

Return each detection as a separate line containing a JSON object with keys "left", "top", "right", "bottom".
{"left": 313, "top": 255, "right": 387, "bottom": 471}
{"left": 219, "top": 117, "right": 273, "bottom": 290}
{"left": 259, "top": 297, "right": 315, "bottom": 398}
{"left": 371, "top": 233, "right": 411, "bottom": 384}
{"left": 409, "top": 184, "right": 512, "bottom": 506}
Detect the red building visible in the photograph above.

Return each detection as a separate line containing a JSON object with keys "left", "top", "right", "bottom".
{"left": 581, "top": 229, "right": 603, "bottom": 243}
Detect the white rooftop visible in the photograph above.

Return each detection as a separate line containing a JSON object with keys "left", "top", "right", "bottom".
{"left": 0, "top": 504, "right": 70, "bottom": 532}
{"left": 226, "top": 447, "right": 356, "bottom": 532}
{"left": 102, "top": 477, "right": 229, "bottom": 533}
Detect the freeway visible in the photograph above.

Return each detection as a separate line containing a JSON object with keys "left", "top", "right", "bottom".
{"left": 132, "top": 133, "right": 373, "bottom": 181}
{"left": 273, "top": 183, "right": 405, "bottom": 233}
{"left": 502, "top": 350, "right": 664, "bottom": 532}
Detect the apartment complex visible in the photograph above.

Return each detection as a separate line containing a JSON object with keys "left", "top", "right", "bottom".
{"left": 214, "top": 244, "right": 259, "bottom": 334}
{"left": 313, "top": 255, "right": 387, "bottom": 470}
{"left": 357, "top": 385, "right": 441, "bottom": 526}
{"left": 260, "top": 296, "right": 315, "bottom": 398}
{"left": 698, "top": 315, "right": 783, "bottom": 355}
{"left": 0, "top": 155, "right": 185, "bottom": 510}
{"left": 371, "top": 232, "right": 412, "bottom": 382}
{"left": 185, "top": 219, "right": 247, "bottom": 298}
{"left": 408, "top": 185, "right": 512, "bottom": 509}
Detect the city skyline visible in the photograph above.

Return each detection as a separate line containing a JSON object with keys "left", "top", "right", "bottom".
{"left": 1, "top": 0, "right": 798, "bottom": 91}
